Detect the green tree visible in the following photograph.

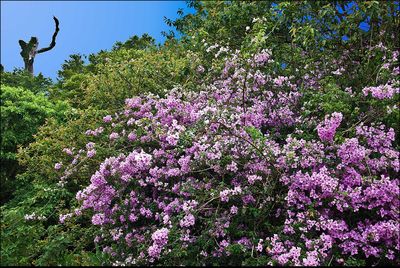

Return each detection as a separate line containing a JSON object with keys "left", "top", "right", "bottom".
{"left": 1, "top": 68, "right": 53, "bottom": 94}
{"left": 112, "top": 33, "right": 156, "bottom": 50}
{"left": 0, "top": 86, "right": 69, "bottom": 203}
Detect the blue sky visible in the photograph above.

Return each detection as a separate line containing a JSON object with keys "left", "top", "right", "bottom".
{"left": 1, "top": 1, "right": 193, "bottom": 79}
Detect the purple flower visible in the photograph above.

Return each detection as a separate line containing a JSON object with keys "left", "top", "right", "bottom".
{"left": 317, "top": 112, "right": 343, "bottom": 142}
{"left": 65, "top": 48, "right": 399, "bottom": 265}
{"left": 197, "top": 65, "right": 205, "bottom": 73}
{"left": 91, "top": 213, "right": 106, "bottom": 225}
{"left": 86, "top": 142, "right": 95, "bottom": 150}
{"left": 87, "top": 149, "right": 96, "bottom": 158}
{"left": 180, "top": 214, "right": 195, "bottom": 228}
{"left": 103, "top": 115, "right": 112, "bottom": 123}
{"left": 62, "top": 148, "right": 73, "bottom": 155}
{"left": 109, "top": 132, "right": 119, "bottom": 140}
{"left": 128, "top": 132, "right": 137, "bottom": 141}
{"left": 230, "top": 205, "right": 238, "bottom": 215}
{"left": 54, "top": 162, "right": 62, "bottom": 170}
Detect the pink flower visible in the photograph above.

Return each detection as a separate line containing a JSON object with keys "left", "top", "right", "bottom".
{"left": 103, "top": 115, "right": 112, "bottom": 123}
{"left": 62, "top": 148, "right": 73, "bottom": 155}
{"left": 247, "top": 174, "right": 262, "bottom": 184}
{"left": 197, "top": 65, "right": 205, "bottom": 73}
{"left": 109, "top": 132, "right": 119, "bottom": 140}
{"left": 230, "top": 205, "right": 238, "bottom": 215}
{"left": 128, "top": 132, "right": 137, "bottom": 141}
{"left": 180, "top": 214, "right": 195, "bottom": 228}
{"left": 317, "top": 112, "right": 343, "bottom": 142}
{"left": 54, "top": 162, "right": 62, "bottom": 170}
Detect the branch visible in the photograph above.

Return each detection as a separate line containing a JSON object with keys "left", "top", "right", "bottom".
{"left": 37, "top": 16, "right": 60, "bottom": 54}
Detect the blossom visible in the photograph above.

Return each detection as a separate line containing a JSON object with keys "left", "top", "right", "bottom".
{"left": 247, "top": 174, "right": 262, "bottom": 184}
{"left": 54, "top": 162, "right": 62, "bottom": 170}
{"left": 59, "top": 213, "right": 72, "bottom": 223}
{"left": 151, "top": 228, "right": 169, "bottom": 246}
{"left": 180, "top": 214, "right": 195, "bottom": 228}
{"left": 87, "top": 149, "right": 96, "bottom": 158}
{"left": 92, "top": 213, "right": 106, "bottom": 225}
{"left": 62, "top": 148, "right": 73, "bottom": 155}
{"left": 197, "top": 65, "right": 205, "bottom": 73}
{"left": 128, "top": 132, "right": 136, "bottom": 141}
{"left": 317, "top": 112, "right": 343, "bottom": 142}
{"left": 362, "top": 84, "right": 399, "bottom": 99}
{"left": 103, "top": 115, "right": 112, "bottom": 123}
{"left": 60, "top": 48, "right": 399, "bottom": 266}
{"left": 226, "top": 161, "right": 238, "bottom": 172}
{"left": 337, "top": 138, "right": 367, "bottom": 166}
{"left": 148, "top": 244, "right": 162, "bottom": 258}
{"left": 230, "top": 206, "right": 238, "bottom": 215}
{"left": 256, "top": 239, "right": 264, "bottom": 252}
{"left": 254, "top": 49, "right": 272, "bottom": 66}
{"left": 302, "top": 250, "right": 320, "bottom": 266}
{"left": 109, "top": 132, "right": 119, "bottom": 140}
{"left": 220, "top": 190, "right": 230, "bottom": 202}
{"left": 86, "top": 142, "right": 95, "bottom": 150}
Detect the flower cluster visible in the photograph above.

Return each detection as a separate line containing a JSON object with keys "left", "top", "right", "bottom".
{"left": 148, "top": 228, "right": 170, "bottom": 260}
{"left": 362, "top": 84, "right": 399, "bottom": 99}
{"left": 316, "top": 112, "right": 343, "bottom": 142}
{"left": 24, "top": 212, "right": 47, "bottom": 221}
{"left": 57, "top": 49, "right": 399, "bottom": 266}
{"left": 268, "top": 124, "right": 399, "bottom": 265}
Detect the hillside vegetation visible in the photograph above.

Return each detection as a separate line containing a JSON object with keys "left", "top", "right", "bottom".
{"left": 1, "top": 1, "right": 399, "bottom": 266}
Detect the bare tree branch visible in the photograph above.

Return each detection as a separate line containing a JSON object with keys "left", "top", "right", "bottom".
{"left": 37, "top": 16, "right": 60, "bottom": 54}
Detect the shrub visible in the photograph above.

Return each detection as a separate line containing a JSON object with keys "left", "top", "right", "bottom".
{"left": 57, "top": 48, "right": 399, "bottom": 266}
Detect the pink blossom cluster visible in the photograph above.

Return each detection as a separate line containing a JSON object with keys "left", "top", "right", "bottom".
{"left": 148, "top": 228, "right": 169, "bottom": 260}
{"left": 362, "top": 84, "right": 399, "bottom": 99}
{"left": 316, "top": 112, "right": 343, "bottom": 142}
{"left": 268, "top": 124, "right": 399, "bottom": 265}
{"left": 56, "top": 49, "right": 399, "bottom": 265}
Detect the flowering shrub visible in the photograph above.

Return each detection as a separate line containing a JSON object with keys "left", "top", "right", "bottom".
{"left": 2, "top": 2, "right": 399, "bottom": 266}
{"left": 57, "top": 49, "right": 399, "bottom": 266}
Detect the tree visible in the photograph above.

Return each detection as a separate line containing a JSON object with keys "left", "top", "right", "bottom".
{"left": 112, "top": 33, "right": 156, "bottom": 51}
{"left": 1, "top": 68, "right": 53, "bottom": 94}
{"left": 0, "top": 86, "right": 69, "bottom": 204}
{"left": 18, "top": 16, "right": 60, "bottom": 75}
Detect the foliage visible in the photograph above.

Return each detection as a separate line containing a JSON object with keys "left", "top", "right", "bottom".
{"left": 1, "top": 68, "right": 53, "bottom": 94}
{"left": 112, "top": 33, "right": 156, "bottom": 51}
{"left": 0, "top": 86, "right": 69, "bottom": 203}
{"left": 0, "top": 179, "right": 106, "bottom": 266}
{"left": 57, "top": 54, "right": 87, "bottom": 83}
{"left": 50, "top": 43, "right": 198, "bottom": 111}
{"left": 1, "top": 0, "right": 399, "bottom": 266}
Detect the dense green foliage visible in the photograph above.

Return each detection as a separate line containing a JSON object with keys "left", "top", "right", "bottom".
{"left": 1, "top": 68, "right": 52, "bottom": 94}
{"left": 1, "top": 1, "right": 399, "bottom": 266}
{"left": 0, "top": 85, "right": 69, "bottom": 203}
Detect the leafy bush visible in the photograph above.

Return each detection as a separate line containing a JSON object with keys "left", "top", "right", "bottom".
{"left": 0, "top": 86, "right": 69, "bottom": 203}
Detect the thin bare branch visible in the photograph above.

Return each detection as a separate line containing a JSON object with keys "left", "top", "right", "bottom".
{"left": 37, "top": 16, "right": 60, "bottom": 54}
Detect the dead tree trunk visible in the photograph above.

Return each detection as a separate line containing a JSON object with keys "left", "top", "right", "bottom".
{"left": 18, "top": 16, "right": 60, "bottom": 76}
